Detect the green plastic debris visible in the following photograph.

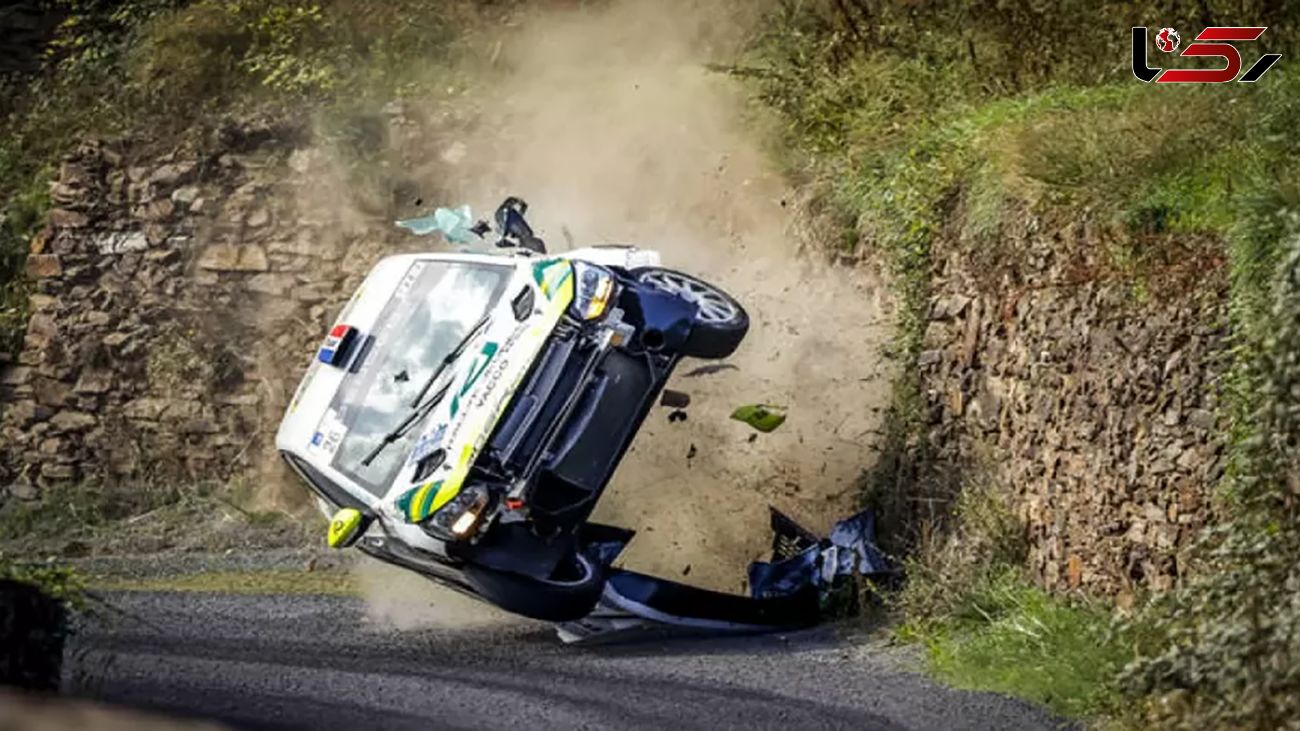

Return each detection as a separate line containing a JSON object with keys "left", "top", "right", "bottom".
{"left": 396, "top": 204, "right": 478, "bottom": 244}
{"left": 730, "top": 403, "right": 787, "bottom": 433}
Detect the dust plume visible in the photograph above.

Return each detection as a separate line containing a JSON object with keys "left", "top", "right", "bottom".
{"left": 352, "top": 556, "right": 517, "bottom": 630}
{"left": 430, "top": 0, "right": 898, "bottom": 591}
{"left": 298, "top": 0, "right": 896, "bottom": 611}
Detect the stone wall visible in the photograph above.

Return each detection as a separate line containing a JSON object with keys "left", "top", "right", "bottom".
{"left": 917, "top": 209, "right": 1229, "bottom": 600}
{"left": 0, "top": 125, "right": 402, "bottom": 499}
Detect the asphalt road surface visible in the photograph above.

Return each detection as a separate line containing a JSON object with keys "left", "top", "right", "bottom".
{"left": 64, "top": 591, "right": 1068, "bottom": 730}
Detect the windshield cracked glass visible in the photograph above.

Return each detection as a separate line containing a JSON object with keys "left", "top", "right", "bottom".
{"left": 328, "top": 260, "right": 512, "bottom": 495}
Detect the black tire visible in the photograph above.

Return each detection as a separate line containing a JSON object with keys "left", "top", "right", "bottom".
{"left": 633, "top": 267, "right": 749, "bottom": 359}
{"left": 461, "top": 550, "right": 606, "bottom": 622}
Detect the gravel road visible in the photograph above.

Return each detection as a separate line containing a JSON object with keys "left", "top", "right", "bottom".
{"left": 64, "top": 590, "right": 1069, "bottom": 730}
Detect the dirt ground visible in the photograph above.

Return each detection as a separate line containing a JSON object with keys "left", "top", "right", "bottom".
{"left": 326, "top": 0, "right": 897, "bottom": 620}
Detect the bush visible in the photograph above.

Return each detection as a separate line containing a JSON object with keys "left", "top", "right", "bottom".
{"left": 1119, "top": 215, "right": 1300, "bottom": 729}
{"left": 0, "top": 0, "right": 466, "bottom": 358}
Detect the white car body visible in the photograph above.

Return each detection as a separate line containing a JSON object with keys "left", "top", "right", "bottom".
{"left": 275, "top": 245, "right": 659, "bottom": 557}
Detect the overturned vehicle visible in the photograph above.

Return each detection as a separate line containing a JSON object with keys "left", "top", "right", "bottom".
{"left": 277, "top": 199, "right": 890, "bottom": 631}
{"left": 277, "top": 199, "right": 755, "bottom": 621}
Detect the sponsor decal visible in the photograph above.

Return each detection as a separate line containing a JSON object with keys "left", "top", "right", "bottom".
{"left": 309, "top": 408, "right": 347, "bottom": 458}
{"left": 532, "top": 258, "right": 573, "bottom": 300}
{"left": 444, "top": 321, "right": 529, "bottom": 448}
{"left": 409, "top": 422, "right": 447, "bottom": 465}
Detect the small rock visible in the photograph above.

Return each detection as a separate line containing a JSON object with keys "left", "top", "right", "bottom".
{"left": 1187, "top": 409, "right": 1216, "bottom": 431}
{"left": 49, "top": 182, "right": 82, "bottom": 205}
{"left": 123, "top": 398, "right": 168, "bottom": 421}
{"left": 95, "top": 231, "right": 149, "bottom": 255}
{"left": 149, "top": 161, "right": 197, "bottom": 186}
{"left": 172, "top": 185, "right": 201, "bottom": 205}
{"left": 197, "top": 243, "right": 269, "bottom": 272}
{"left": 48, "top": 208, "right": 89, "bottom": 228}
{"left": 918, "top": 349, "right": 944, "bottom": 367}
{"left": 31, "top": 378, "right": 69, "bottom": 406}
{"left": 38, "top": 463, "right": 76, "bottom": 481}
{"left": 0, "top": 367, "right": 33, "bottom": 387}
{"left": 102, "top": 332, "right": 131, "bottom": 349}
{"left": 74, "top": 370, "right": 113, "bottom": 394}
{"left": 49, "top": 411, "right": 97, "bottom": 432}
{"left": 7, "top": 480, "right": 39, "bottom": 500}
{"left": 181, "top": 418, "right": 220, "bottom": 434}
{"left": 246, "top": 207, "right": 271, "bottom": 228}
{"left": 144, "top": 198, "right": 175, "bottom": 221}
{"left": 24, "top": 254, "right": 62, "bottom": 278}
{"left": 146, "top": 248, "right": 182, "bottom": 265}
{"left": 246, "top": 273, "right": 294, "bottom": 296}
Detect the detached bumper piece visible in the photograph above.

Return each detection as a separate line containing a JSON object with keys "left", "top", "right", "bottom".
{"left": 556, "top": 508, "right": 893, "bottom": 644}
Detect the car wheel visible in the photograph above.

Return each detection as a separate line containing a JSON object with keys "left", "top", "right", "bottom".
{"left": 633, "top": 267, "right": 749, "bottom": 359}
{"left": 461, "top": 549, "right": 606, "bottom": 622}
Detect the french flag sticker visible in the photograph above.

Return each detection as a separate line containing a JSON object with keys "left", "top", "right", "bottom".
{"left": 318, "top": 324, "right": 359, "bottom": 366}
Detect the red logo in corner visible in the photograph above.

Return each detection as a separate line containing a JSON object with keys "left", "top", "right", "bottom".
{"left": 1133, "top": 26, "right": 1281, "bottom": 83}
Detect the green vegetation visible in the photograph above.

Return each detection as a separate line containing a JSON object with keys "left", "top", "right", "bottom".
{"left": 0, "top": 553, "right": 86, "bottom": 609}
{"left": 894, "top": 482, "right": 1146, "bottom": 720}
{"left": 746, "top": 1, "right": 1300, "bottom": 727}
{"left": 0, "top": 0, "right": 482, "bottom": 358}
{"left": 0, "top": 478, "right": 315, "bottom": 556}
{"left": 901, "top": 570, "right": 1132, "bottom": 719}
{"left": 90, "top": 567, "right": 357, "bottom": 595}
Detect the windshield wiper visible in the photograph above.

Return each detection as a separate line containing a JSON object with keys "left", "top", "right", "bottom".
{"left": 358, "top": 313, "right": 494, "bottom": 470}
{"left": 360, "top": 380, "right": 453, "bottom": 468}
{"left": 408, "top": 312, "right": 493, "bottom": 408}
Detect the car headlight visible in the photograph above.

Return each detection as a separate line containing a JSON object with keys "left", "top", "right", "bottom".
{"left": 570, "top": 262, "right": 616, "bottom": 320}
{"left": 422, "top": 483, "right": 493, "bottom": 540}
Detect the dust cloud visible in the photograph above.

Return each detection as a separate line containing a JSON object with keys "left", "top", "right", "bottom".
{"left": 433, "top": 0, "right": 898, "bottom": 592}
{"left": 352, "top": 557, "right": 516, "bottom": 630}
{"left": 314, "top": 0, "right": 896, "bottom": 619}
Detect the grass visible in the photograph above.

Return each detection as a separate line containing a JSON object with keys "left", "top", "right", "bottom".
{"left": 884, "top": 482, "right": 1150, "bottom": 721}
{"left": 0, "top": 479, "right": 316, "bottom": 557}
{"left": 90, "top": 568, "right": 357, "bottom": 596}
{"left": 899, "top": 569, "right": 1135, "bottom": 720}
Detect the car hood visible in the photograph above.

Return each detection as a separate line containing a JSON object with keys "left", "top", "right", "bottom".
{"left": 276, "top": 254, "right": 576, "bottom": 522}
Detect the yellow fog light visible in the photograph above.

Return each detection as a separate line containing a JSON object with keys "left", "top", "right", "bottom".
{"left": 450, "top": 492, "right": 490, "bottom": 538}
{"left": 571, "top": 262, "right": 616, "bottom": 320}
{"left": 327, "top": 508, "right": 365, "bottom": 548}
{"left": 584, "top": 277, "right": 614, "bottom": 319}
{"left": 450, "top": 509, "right": 482, "bottom": 537}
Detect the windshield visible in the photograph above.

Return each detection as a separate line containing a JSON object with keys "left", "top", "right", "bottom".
{"left": 329, "top": 260, "right": 513, "bottom": 495}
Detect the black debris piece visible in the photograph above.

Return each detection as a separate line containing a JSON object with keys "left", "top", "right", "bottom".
{"left": 660, "top": 389, "right": 691, "bottom": 409}
{"left": 682, "top": 363, "right": 739, "bottom": 378}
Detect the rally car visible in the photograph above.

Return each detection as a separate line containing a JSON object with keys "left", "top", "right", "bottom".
{"left": 275, "top": 199, "right": 748, "bottom": 621}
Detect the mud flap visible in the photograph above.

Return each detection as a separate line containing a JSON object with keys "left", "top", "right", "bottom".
{"left": 556, "top": 507, "right": 893, "bottom": 644}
